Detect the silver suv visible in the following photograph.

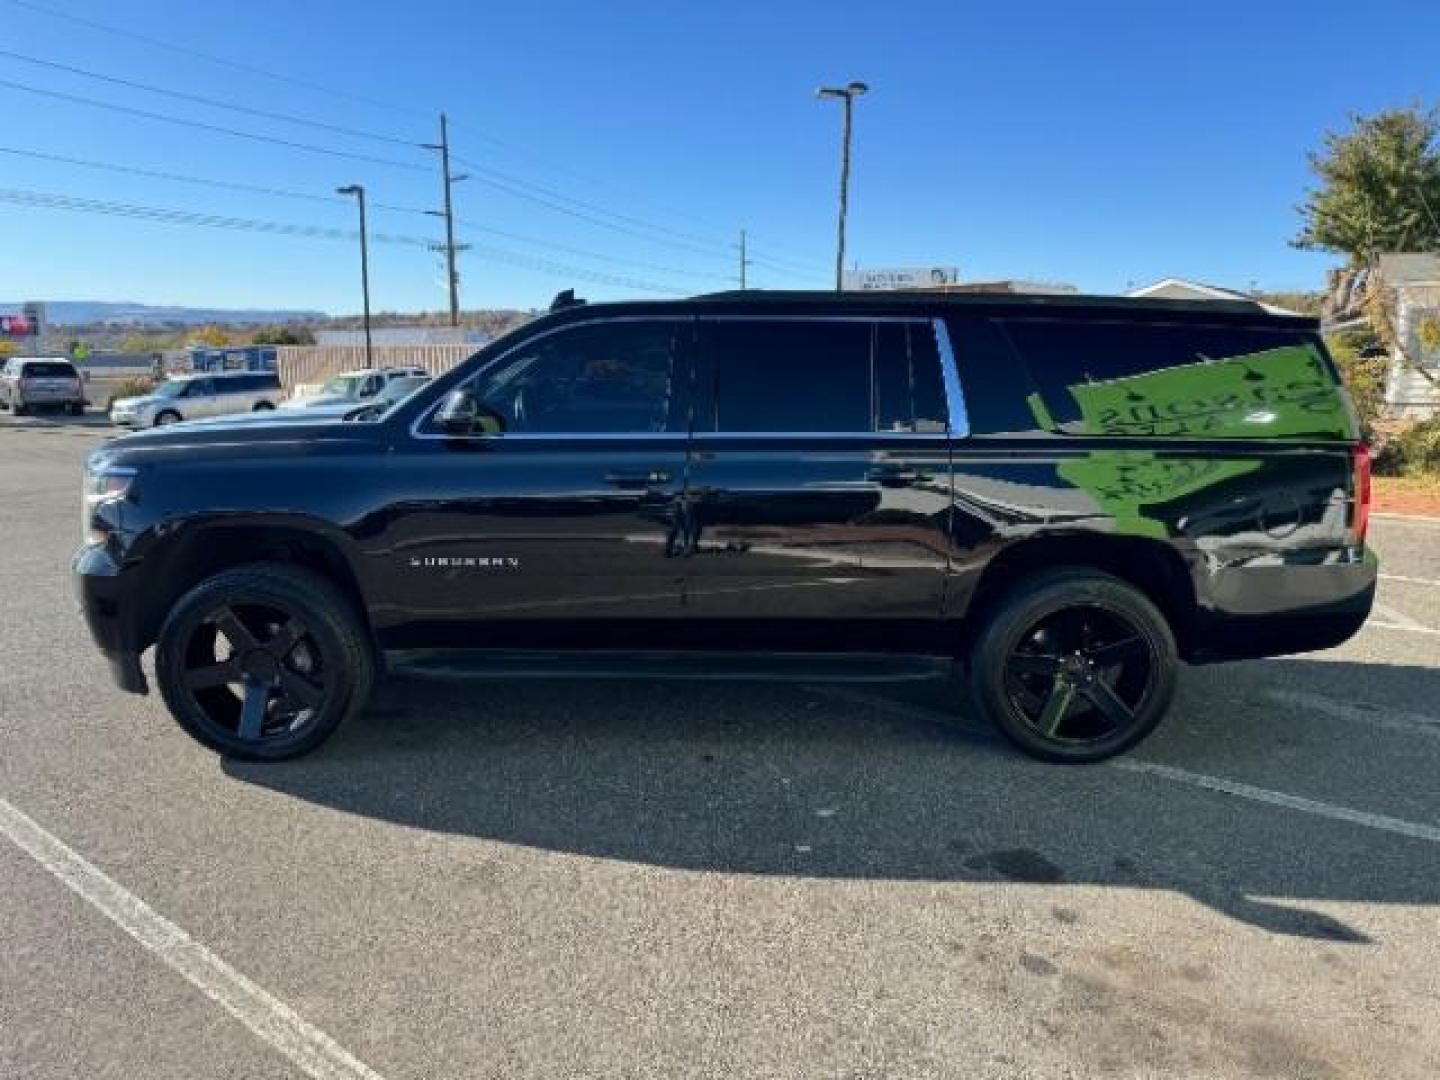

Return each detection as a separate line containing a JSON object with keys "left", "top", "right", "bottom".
{"left": 110, "top": 371, "right": 284, "bottom": 427}
{"left": 0, "top": 357, "right": 86, "bottom": 416}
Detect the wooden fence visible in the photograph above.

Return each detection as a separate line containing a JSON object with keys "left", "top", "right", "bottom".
{"left": 275, "top": 344, "right": 479, "bottom": 392}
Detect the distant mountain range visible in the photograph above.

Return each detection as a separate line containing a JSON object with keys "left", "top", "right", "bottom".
{"left": 5, "top": 300, "right": 325, "bottom": 326}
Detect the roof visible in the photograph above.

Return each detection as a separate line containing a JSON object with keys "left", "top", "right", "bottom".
{"left": 552, "top": 289, "right": 1314, "bottom": 328}
{"left": 1126, "top": 277, "right": 1304, "bottom": 317}
{"left": 1127, "top": 277, "right": 1252, "bottom": 302}
{"left": 1377, "top": 253, "right": 1440, "bottom": 285}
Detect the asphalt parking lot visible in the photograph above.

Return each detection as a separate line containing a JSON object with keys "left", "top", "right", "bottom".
{"left": 2, "top": 413, "right": 1438, "bottom": 1079}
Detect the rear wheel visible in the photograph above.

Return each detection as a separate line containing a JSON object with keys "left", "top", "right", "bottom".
{"left": 252, "top": 401, "right": 274, "bottom": 412}
{"left": 967, "top": 570, "right": 1177, "bottom": 762}
{"left": 155, "top": 564, "right": 374, "bottom": 760}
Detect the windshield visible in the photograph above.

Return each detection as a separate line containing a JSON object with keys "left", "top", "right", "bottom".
{"left": 151, "top": 379, "right": 189, "bottom": 398}
{"left": 320, "top": 375, "right": 364, "bottom": 397}
{"left": 347, "top": 377, "right": 429, "bottom": 421}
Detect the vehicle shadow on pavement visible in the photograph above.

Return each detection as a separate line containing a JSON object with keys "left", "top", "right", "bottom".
{"left": 224, "top": 658, "right": 1440, "bottom": 943}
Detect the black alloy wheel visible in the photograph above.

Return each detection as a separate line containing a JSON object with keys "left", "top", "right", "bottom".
{"left": 156, "top": 564, "right": 374, "bottom": 760}
{"left": 968, "top": 570, "right": 1177, "bottom": 762}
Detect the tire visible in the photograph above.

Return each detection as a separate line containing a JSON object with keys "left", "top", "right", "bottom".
{"left": 12, "top": 400, "right": 26, "bottom": 416}
{"left": 155, "top": 563, "right": 375, "bottom": 761}
{"left": 153, "top": 410, "right": 181, "bottom": 426}
{"left": 966, "top": 569, "right": 1177, "bottom": 763}
{"left": 252, "top": 401, "right": 275, "bottom": 411}
{"left": 69, "top": 402, "right": 85, "bottom": 416}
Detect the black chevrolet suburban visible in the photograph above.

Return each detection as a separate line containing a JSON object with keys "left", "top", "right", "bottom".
{"left": 75, "top": 290, "right": 1377, "bottom": 763}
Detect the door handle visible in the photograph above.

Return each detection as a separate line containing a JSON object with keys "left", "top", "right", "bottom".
{"left": 604, "top": 468, "right": 672, "bottom": 488}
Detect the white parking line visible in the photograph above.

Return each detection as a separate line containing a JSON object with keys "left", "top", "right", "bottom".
{"left": 1113, "top": 761, "right": 1440, "bottom": 844}
{"left": 812, "top": 688, "right": 1440, "bottom": 843}
{"left": 1380, "top": 573, "right": 1440, "bottom": 587}
{"left": 0, "top": 797, "right": 388, "bottom": 1080}
{"left": 1366, "top": 621, "right": 1440, "bottom": 636}
{"left": 1263, "top": 688, "right": 1440, "bottom": 739}
{"left": 1372, "top": 603, "right": 1434, "bottom": 632}
{"left": 1372, "top": 512, "right": 1440, "bottom": 527}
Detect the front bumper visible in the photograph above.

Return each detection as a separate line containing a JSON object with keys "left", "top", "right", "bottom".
{"left": 73, "top": 543, "right": 148, "bottom": 694}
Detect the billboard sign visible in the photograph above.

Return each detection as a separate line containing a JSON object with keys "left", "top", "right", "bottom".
{"left": 0, "top": 313, "right": 33, "bottom": 338}
{"left": 842, "top": 266, "right": 960, "bottom": 291}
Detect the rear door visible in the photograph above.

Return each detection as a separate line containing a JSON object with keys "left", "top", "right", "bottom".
{"left": 680, "top": 316, "right": 953, "bottom": 648}
{"left": 373, "top": 317, "right": 695, "bottom": 648}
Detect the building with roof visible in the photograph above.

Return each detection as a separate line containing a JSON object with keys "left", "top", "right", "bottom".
{"left": 1375, "top": 254, "right": 1440, "bottom": 418}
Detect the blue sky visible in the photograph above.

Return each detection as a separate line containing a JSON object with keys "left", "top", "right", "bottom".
{"left": 1, "top": 0, "right": 1438, "bottom": 315}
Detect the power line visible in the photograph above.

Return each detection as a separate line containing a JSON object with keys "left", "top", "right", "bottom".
{"left": 0, "top": 185, "right": 689, "bottom": 295}
{"left": 0, "top": 47, "right": 422, "bottom": 148}
{"left": 0, "top": 76, "right": 430, "bottom": 172}
{"left": 0, "top": 0, "right": 428, "bottom": 119}
{"left": 2, "top": 1, "right": 827, "bottom": 274}
{"left": 454, "top": 218, "right": 730, "bottom": 282}
{"left": 0, "top": 144, "right": 725, "bottom": 281}
{"left": 0, "top": 145, "right": 431, "bottom": 215}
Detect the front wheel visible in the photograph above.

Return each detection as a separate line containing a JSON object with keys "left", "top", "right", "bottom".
{"left": 155, "top": 563, "right": 375, "bottom": 760}
{"left": 966, "top": 570, "right": 1177, "bottom": 763}
{"left": 153, "top": 410, "right": 180, "bottom": 426}
{"left": 252, "top": 401, "right": 275, "bottom": 412}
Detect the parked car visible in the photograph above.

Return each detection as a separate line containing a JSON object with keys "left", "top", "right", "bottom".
{"left": 109, "top": 371, "right": 283, "bottom": 427}
{"left": 75, "top": 290, "right": 1376, "bottom": 763}
{"left": 180, "top": 373, "right": 433, "bottom": 427}
{"left": 0, "top": 357, "right": 86, "bottom": 415}
{"left": 280, "top": 366, "right": 429, "bottom": 410}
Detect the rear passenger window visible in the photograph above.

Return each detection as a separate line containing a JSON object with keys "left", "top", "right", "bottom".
{"left": 945, "top": 318, "right": 1039, "bottom": 434}
{"left": 708, "top": 321, "right": 871, "bottom": 432}
{"left": 874, "top": 323, "right": 947, "bottom": 433}
{"left": 703, "top": 320, "right": 946, "bottom": 434}
{"left": 1002, "top": 319, "right": 1351, "bottom": 438}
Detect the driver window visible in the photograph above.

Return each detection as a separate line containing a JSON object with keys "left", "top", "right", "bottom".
{"left": 455, "top": 321, "right": 680, "bottom": 435}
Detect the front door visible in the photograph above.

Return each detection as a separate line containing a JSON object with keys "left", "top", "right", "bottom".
{"left": 680, "top": 317, "right": 953, "bottom": 651}
{"left": 374, "top": 317, "right": 694, "bottom": 649}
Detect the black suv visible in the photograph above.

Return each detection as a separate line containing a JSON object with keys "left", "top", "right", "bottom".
{"left": 75, "top": 291, "right": 1376, "bottom": 762}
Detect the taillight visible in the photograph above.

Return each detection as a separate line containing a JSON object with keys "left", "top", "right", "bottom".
{"left": 1351, "top": 442, "right": 1372, "bottom": 544}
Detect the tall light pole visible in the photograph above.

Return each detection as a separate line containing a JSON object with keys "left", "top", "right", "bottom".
{"left": 816, "top": 80, "right": 868, "bottom": 292}
{"left": 336, "top": 184, "right": 373, "bottom": 370}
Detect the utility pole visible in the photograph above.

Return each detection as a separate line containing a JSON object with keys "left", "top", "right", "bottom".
{"left": 737, "top": 227, "right": 751, "bottom": 289}
{"left": 336, "top": 185, "right": 373, "bottom": 370}
{"left": 816, "top": 81, "right": 868, "bottom": 291}
{"left": 425, "top": 113, "right": 469, "bottom": 326}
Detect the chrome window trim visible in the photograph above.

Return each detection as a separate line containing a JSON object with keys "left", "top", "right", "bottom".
{"left": 409, "top": 312, "right": 956, "bottom": 441}
{"left": 932, "top": 317, "right": 970, "bottom": 437}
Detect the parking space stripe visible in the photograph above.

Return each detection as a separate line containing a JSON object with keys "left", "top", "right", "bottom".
{"left": 1263, "top": 689, "right": 1440, "bottom": 739}
{"left": 1113, "top": 761, "right": 1440, "bottom": 843}
{"left": 1365, "top": 621, "right": 1440, "bottom": 636}
{"left": 1380, "top": 573, "right": 1440, "bottom": 587}
{"left": 1372, "top": 603, "right": 1434, "bottom": 632}
{"left": 0, "top": 796, "right": 388, "bottom": 1080}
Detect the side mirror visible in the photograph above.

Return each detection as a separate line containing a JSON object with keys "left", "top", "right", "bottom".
{"left": 435, "top": 389, "right": 479, "bottom": 434}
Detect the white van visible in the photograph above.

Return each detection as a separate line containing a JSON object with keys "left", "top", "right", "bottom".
{"left": 110, "top": 371, "right": 284, "bottom": 427}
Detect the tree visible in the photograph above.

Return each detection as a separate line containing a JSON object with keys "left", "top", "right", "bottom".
{"left": 1295, "top": 107, "right": 1440, "bottom": 262}
{"left": 250, "top": 325, "right": 315, "bottom": 346}
{"left": 190, "top": 324, "right": 230, "bottom": 347}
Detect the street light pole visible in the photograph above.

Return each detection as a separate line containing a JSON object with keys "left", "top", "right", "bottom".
{"left": 336, "top": 184, "right": 373, "bottom": 370}
{"left": 816, "top": 81, "right": 868, "bottom": 292}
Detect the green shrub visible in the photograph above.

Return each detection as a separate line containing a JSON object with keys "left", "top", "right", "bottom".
{"left": 110, "top": 377, "right": 155, "bottom": 400}
{"left": 1325, "top": 333, "right": 1388, "bottom": 438}
{"left": 1374, "top": 416, "right": 1440, "bottom": 476}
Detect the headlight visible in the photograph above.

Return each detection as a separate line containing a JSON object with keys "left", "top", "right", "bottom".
{"left": 83, "top": 465, "right": 136, "bottom": 545}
